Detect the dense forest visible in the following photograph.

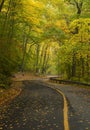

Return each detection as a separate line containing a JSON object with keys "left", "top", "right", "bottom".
{"left": 0, "top": 0, "right": 90, "bottom": 87}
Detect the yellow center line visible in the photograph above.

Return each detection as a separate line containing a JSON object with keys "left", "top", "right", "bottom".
{"left": 55, "top": 89, "right": 70, "bottom": 130}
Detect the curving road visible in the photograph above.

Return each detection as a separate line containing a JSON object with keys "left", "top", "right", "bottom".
{"left": 0, "top": 80, "right": 64, "bottom": 130}
{"left": 0, "top": 80, "right": 90, "bottom": 130}
{"left": 45, "top": 80, "right": 90, "bottom": 130}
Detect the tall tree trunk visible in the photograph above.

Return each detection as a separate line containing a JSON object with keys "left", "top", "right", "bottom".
{"left": 35, "top": 44, "right": 40, "bottom": 73}
{"left": 0, "top": 0, "right": 12, "bottom": 38}
{"left": 41, "top": 45, "right": 48, "bottom": 74}
{"left": 66, "top": 64, "right": 72, "bottom": 79}
{"left": 71, "top": 53, "right": 76, "bottom": 77}
{"left": 81, "top": 57, "right": 85, "bottom": 77}
{"left": 20, "top": 25, "right": 31, "bottom": 72}
{"left": 86, "top": 55, "right": 90, "bottom": 81}
{"left": 21, "top": 40, "right": 27, "bottom": 72}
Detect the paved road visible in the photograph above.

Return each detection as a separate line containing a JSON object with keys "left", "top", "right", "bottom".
{"left": 45, "top": 80, "right": 90, "bottom": 130}
{"left": 0, "top": 80, "right": 64, "bottom": 130}
{"left": 0, "top": 80, "right": 90, "bottom": 130}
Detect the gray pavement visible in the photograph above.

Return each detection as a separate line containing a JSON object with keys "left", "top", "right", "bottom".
{"left": 44, "top": 80, "right": 90, "bottom": 130}
{"left": 0, "top": 80, "right": 64, "bottom": 130}
{"left": 0, "top": 79, "right": 90, "bottom": 130}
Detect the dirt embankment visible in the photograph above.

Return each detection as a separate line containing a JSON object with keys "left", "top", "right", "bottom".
{"left": 12, "top": 72, "right": 40, "bottom": 81}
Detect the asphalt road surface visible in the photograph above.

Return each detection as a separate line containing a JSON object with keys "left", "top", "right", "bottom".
{"left": 45, "top": 80, "right": 90, "bottom": 130}
{"left": 0, "top": 80, "right": 64, "bottom": 130}
{"left": 0, "top": 80, "right": 90, "bottom": 130}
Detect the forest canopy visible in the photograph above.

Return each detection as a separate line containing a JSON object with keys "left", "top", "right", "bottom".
{"left": 0, "top": 0, "right": 90, "bottom": 87}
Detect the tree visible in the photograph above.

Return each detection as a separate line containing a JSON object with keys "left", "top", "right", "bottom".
{"left": 0, "top": 0, "right": 5, "bottom": 12}
{"left": 0, "top": 0, "right": 22, "bottom": 86}
{"left": 0, "top": 0, "right": 90, "bottom": 87}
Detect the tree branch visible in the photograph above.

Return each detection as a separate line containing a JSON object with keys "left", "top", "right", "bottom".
{"left": 0, "top": 0, "right": 5, "bottom": 12}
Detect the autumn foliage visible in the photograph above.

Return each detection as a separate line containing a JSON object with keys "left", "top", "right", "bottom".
{"left": 0, "top": 0, "right": 90, "bottom": 87}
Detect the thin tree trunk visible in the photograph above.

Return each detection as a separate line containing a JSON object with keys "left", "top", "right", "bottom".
{"left": 20, "top": 26, "right": 31, "bottom": 72}
{"left": 74, "top": 0, "right": 83, "bottom": 15}
{"left": 81, "top": 57, "right": 85, "bottom": 77}
{"left": 41, "top": 45, "right": 48, "bottom": 74}
{"left": 71, "top": 53, "right": 76, "bottom": 77}
{"left": 86, "top": 55, "right": 90, "bottom": 81}
{"left": 21, "top": 40, "right": 27, "bottom": 72}
{"left": 35, "top": 44, "right": 40, "bottom": 73}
